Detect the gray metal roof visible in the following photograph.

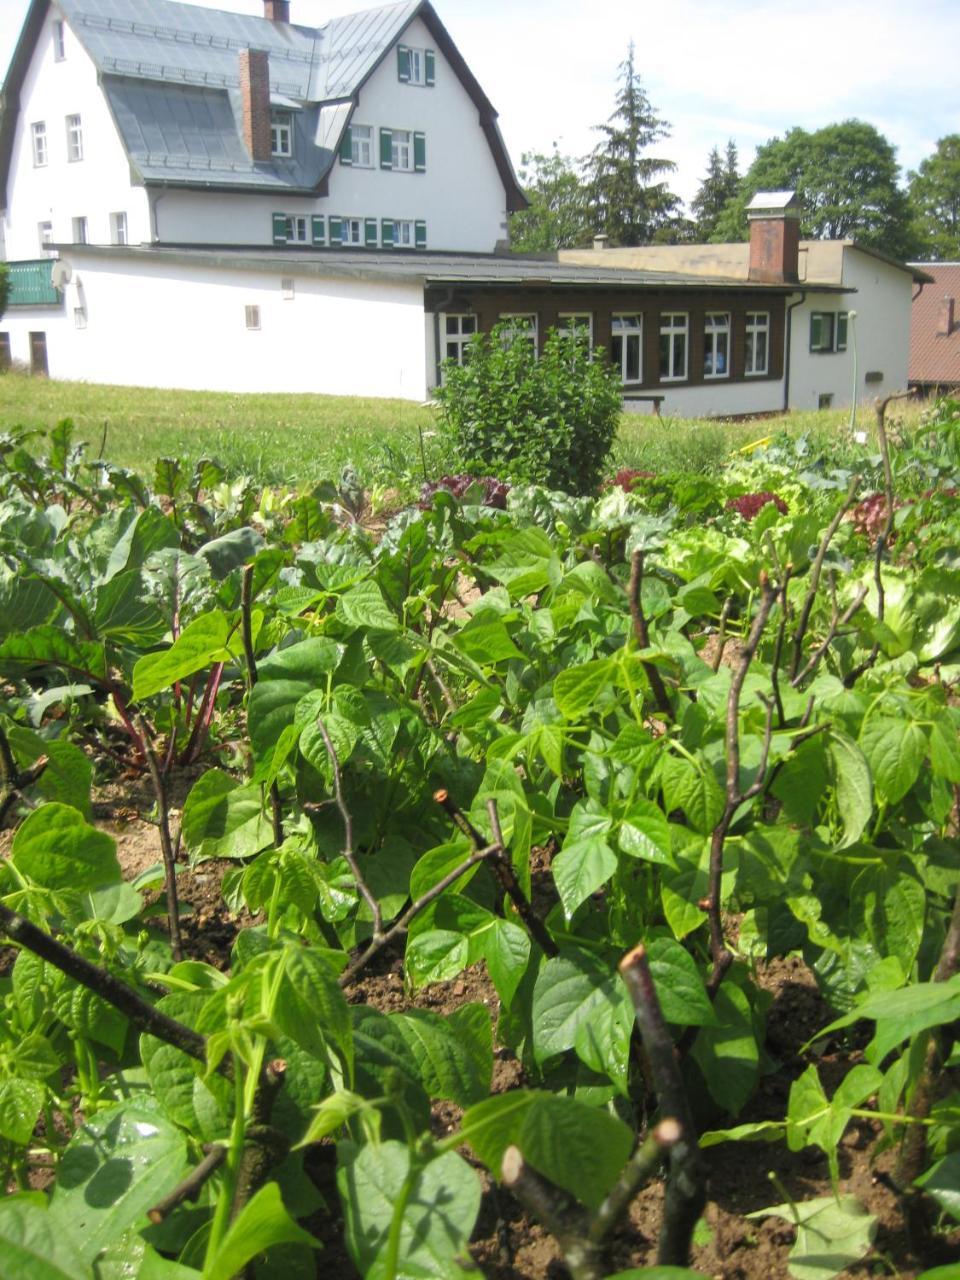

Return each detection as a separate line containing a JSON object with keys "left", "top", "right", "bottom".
{"left": 55, "top": 243, "right": 849, "bottom": 293}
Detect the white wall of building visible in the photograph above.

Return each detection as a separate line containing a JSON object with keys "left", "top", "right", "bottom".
{"left": 153, "top": 16, "right": 508, "bottom": 253}
{"left": 787, "top": 250, "right": 914, "bottom": 411}
{"left": 1, "top": 251, "right": 429, "bottom": 399}
{"left": 2, "top": 10, "right": 150, "bottom": 259}
{"left": 628, "top": 377, "right": 786, "bottom": 419}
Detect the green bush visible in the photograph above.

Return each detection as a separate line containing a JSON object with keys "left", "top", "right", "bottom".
{"left": 435, "top": 323, "right": 623, "bottom": 494}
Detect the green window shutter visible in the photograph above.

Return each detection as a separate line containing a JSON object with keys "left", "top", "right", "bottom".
{"left": 380, "top": 127, "right": 393, "bottom": 169}
{"left": 381, "top": 218, "right": 395, "bottom": 248}
{"left": 272, "top": 212, "right": 287, "bottom": 244}
{"left": 413, "top": 132, "right": 426, "bottom": 173}
{"left": 365, "top": 217, "right": 378, "bottom": 248}
{"left": 311, "top": 215, "right": 325, "bottom": 245}
{"left": 424, "top": 49, "right": 435, "bottom": 85}
{"left": 414, "top": 219, "right": 426, "bottom": 250}
{"left": 329, "top": 216, "right": 343, "bottom": 247}
{"left": 339, "top": 127, "right": 352, "bottom": 165}
{"left": 397, "top": 45, "right": 411, "bottom": 82}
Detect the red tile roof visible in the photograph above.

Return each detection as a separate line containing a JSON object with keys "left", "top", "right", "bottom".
{"left": 910, "top": 264, "right": 960, "bottom": 386}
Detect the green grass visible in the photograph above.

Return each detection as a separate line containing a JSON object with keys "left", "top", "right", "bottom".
{"left": 0, "top": 371, "right": 931, "bottom": 491}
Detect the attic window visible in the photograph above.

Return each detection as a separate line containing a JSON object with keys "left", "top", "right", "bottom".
{"left": 271, "top": 111, "right": 292, "bottom": 158}
{"left": 397, "top": 44, "right": 435, "bottom": 86}
{"left": 245, "top": 305, "right": 261, "bottom": 331}
{"left": 54, "top": 21, "right": 66, "bottom": 61}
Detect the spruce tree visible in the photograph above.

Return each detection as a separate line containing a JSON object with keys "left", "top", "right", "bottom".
{"left": 584, "top": 43, "right": 679, "bottom": 246}
{"left": 690, "top": 141, "right": 740, "bottom": 240}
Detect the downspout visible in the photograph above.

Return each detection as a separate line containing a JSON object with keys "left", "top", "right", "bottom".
{"left": 431, "top": 287, "right": 456, "bottom": 394}
{"left": 783, "top": 290, "right": 806, "bottom": 412}
{"left": 148, "top": 189, "right": 166, "bottom": 243}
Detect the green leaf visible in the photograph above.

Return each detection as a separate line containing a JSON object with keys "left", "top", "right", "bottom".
{"left": 204, "top": 1182, "right": 317, "bottom": 1280}
{"left": 460, "top": 1090, "right": 633, "bottom": 1210}
{"left": 335, "top": 579, "right": 398, "bottom": 632}
{"left": 645, "top": 938, "right": 716, "bottom": 1027}
{"left": 552, "top": 831, "right": 617, "bottom": 920}
{"left": 405, "top": 930, "right": 470, "bottom": 987}
{"left": 247, "top": 638, "right": 341, "bottom": 759}
{"left": 452, "top": 618, "right": 522, "bottom": 664}
{"left": 11, "top": 803, "right": 119, "bottom": 890}
{"left": 827, "top": 731, "right": 873, "bottom": 848}
{"left": 338, "top": 1141, "right": 480, "bottom": 1277}
{"left": 660, "top": 752, "right": 724, "bottom": 835}
{"left": 553, "top": 657, "right": 614, "bottom": 720}
{"left": 0, "top": 625, "right": 106, "bottom": 683}
{"left": 5, "top": 725, "right": 92, "bottom": 819}
{"left": 273, "top": 945, "right": 353, "bottom": 1073}
{"left": 482, "top": 919, "right": 530, "bottom": 1008}
{"left": 619, "top": 800, "right": 673, "bottom": 864}
{"left": 181, "top": 770, "right": 273, "bottom": 862}
{"left": 917, "top": 1152, "right": 960, "bottom": 1222}
{"left": 0, "top": 1079, "right": 44, "bottom": 1146}
{"left": 748, "top": 1195, "right": 876, "bottom": 1280}
{"left": 690, "top": 982, "right": 758, "bottom": 1114}
{"left": 0, "top": 1197, "right": 88, "bottom": 1280}
{"left": 132, "top": 610, "right": 238, "bottom": 701}
{"left": 859, "top": 717, "right": 926, "bottom": 805}
{"left": 811, "top": 975, "right": 960, "bottom": 1064}
{"left": 391, "top": 1006, "right": 492, "bottom": 1107}
{"left": 532, "top": 951, "right": 631, "bottom": 1067}
{"left": 48, "top": 1103, "right": 188, "bottom": 1262}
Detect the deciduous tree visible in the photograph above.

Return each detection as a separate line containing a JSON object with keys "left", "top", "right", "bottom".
{"left": 509, "top": 148, "right": 592, "bottom": 252}
{"left": 908, "top": 135, "right": 960, "bottom": 261}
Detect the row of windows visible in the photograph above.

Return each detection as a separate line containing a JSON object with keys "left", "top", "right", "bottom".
{"left": 31, "top": 114, "right": 82, "bottom": 167}
{"left": 37, "top": 212, "right": 128, "bottom": 250}
{"left": 443, "top": 311, "right": 772, "bottom": 383}
{"left": 272, "top": 213, "right": 426, "bottom": 249}
{"left": 339, "top": 125, "right": 427, "bottom": 173}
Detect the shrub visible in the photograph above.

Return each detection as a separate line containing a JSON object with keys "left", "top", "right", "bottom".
{"left": 435, "top": 324, "right": 623, "bottom": 495}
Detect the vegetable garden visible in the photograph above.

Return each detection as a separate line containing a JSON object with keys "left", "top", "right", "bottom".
{"left": 0, "top": 398, "right": 958, "bottom": 1280}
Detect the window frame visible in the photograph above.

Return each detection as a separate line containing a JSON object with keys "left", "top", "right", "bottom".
{"left": 393, "top": 219, "right": 415, "bottom": 248}
{"left": 270, "top": 110, "right": 293, "bottom": 158}
{"left": 744, "top": 311, "right": 770, "bottom": 376}
{"left": 341, "top": 217, "right": 363, "bottom": 247}
{"left": 557, "top": 312, "right": 594, "bottom": 348}
{"left": 282, "top": 215, "right": 308, "bottom": 244}
{"left": 659, "top": 311, "right": 688, "bottom": 382}
{"left": 31, "top": 121, "right": 47, "bottom": 167}
{"left": 703, "top": 311, "right": 731, "bottom": 380}
{"left": 442, "top": 313, "right": 477, "bottom": 371}
{"left": 391, "top": 129, "right": 413, "bottom": 172}
{"left": 38, "top": 221, "right": 54, "bottom": 254}
{"left": 809, "top": 311, "right": 836, "bottom": 353}
{"left": 245, "top": 305, "right": 261, "bottom": 331}
{"left": 65, "top": 113, "right": 83, "bottom": 162}
{"left": 611, "top": 313, "right": 643, "bottom": 385}
{"left": 71, "top": 215, "right": 87, "bottom": 244}
{"left": 53, "top": 20, "right": 66, "bottom": 60}
{"left": 110, "top": 211, "right": 128, "bottom": 245}
{"left": 498, "top": 313, "right": 538, "bottom": 354}
{"left": 350, "top": 123, "right": 372, "bottom": 168}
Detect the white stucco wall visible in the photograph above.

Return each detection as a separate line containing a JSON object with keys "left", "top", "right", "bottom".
{"left": 0, "top": 250, "right": 429, "bottom": 399}
{"left": 625, "top": 377, "right": 786, "bottom": 419}
{"left": 2, "top": 9, "right": 150, "bottom": 258}
{"left": 154, "top": 16, "right": 509, "bottom": 253}
{"left": 787, "top": 249, "right": 913, "bottom": 411}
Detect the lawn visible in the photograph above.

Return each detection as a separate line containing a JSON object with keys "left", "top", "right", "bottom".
{"left": 0, "top": 371, "right": 928, "bottom": 492}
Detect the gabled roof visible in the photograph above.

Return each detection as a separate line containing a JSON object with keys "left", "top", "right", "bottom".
{"left": 557, "top": 240, "right": 930, "bottom": 286}
{"left": 909, "top": 263, "right": 960, "bottom": 387}
{"left": 0, "top": 0, "right": 525, "bottom": 205}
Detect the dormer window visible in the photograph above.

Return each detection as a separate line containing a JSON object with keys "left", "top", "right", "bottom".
{"left": 271, "top": 111, "right": 292, "bottom": 158}
{"left": 397, "top": 44, "right": 435, "bottom": 86}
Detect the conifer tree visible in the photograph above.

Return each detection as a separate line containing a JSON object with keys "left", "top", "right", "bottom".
{"left": 584, "top": 43, "right": 679, "bottom": 246}
{"left": 691, "top": 141, "right": 740, "bottom": 240}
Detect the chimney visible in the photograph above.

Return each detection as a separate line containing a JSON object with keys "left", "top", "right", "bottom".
{"left": 238, "top": 48, "right": 271, "bottom": 163}
{"left": 747, "top": 191, "right": 801, "bottom": 284}
{"left": 939, "top": 296, "right": 955, "bottom": 337}
{"left": 264, "top": 0, "right": 290, "bottom": 20}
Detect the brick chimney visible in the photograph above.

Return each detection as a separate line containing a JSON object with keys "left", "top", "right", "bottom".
{"left": 938, "top": 296, "right": 955, "bottom": 337}
{"left": 239, "top": 49, "right": 271, "bottom": 163}
{"left": 747, "top": 191, "right": 801, "bottom": 284}
{"left": 264, "top": 0, "right": 290, "bottom": 20}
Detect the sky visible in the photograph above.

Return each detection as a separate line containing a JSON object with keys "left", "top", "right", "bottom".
{"left": 0, "top": 0, "right": 957, "bottom": 208}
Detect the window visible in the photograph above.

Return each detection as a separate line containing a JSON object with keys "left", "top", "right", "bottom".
{"left": 611, "top": 314, "right": 642, "bottom": 384}
{"left": 350, "top": 124, "right": 372, "bottom": 167}
{"left": 499, "top": 314, "right": 538, "bottom": 352}
{"left": 66, "top": 114, "right": 82, "bottom": 162}
{"left": 703, "top": 312, "right": 730, "bottom": 379}
{"left": 659, "top": 312, "right": 688, "bottom": 381}
{"left": 245, "top": 305, "right": 261, "bottom": 330}
{"left": 836, "top": 312, "right": 849, "bottom": 352}
{"left": 394, "top": 219, "right": 415, "bottom": 248}
{"left": 342, "top": 218, "right": 363, "bottom": 246}
{"left": 31, "top": 121, "right": 47, "bottom": 167}
{"left": 283, "top": 215, "right": 307, "bottom": 243}
{"left": 745, "top": 311, "right": 769, "bottom": 376}
{"left": 271, "top": 110, "right": 292, "bottom": 158}
{"left": 110, "top": 212, "right": 127, "bottom": 245}
{"left": 391, "top": 129, "right": 412, "bottom": 171}
{"left": 72, "top": 216, "right": 87, "bottom": 244}
{"left": 74, "top": 306, "right": 86, "bottom": 329}
{"left": 38, "top": 221, "right": 54, "bottom": 254}
{"left": 282, "top": 277, "right": 295, "bottom": 299}
{"left": 818, "top": 393, "right": 833, "bottom": 409}
{"left": 398, "top": 44, "right": 435, "bottom": 86}
{"left": 810, "top": 311, "right": 848, "bottom": 354}
{"left": 443, "top": 314, "right": 477, "bottom": 368}
{"left": 557, "top": 313, "right": 593, "bottom": 347}
{"left": 53, "top": 20, "right": 66, "bottom": 60}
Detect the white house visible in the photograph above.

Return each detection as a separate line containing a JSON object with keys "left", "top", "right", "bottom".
{"left": 0, "top": 1, "right": 927, "bottom": 413}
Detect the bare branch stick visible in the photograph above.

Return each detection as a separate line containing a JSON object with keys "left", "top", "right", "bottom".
{"left": 240, "top": 564, "right": 283, "bottom": 846}
{"left": 501, "top": 1146, "right": 599, "bottom": 1280}
{"left": 148, "top": 1145, "right": 226, "bottom": 1222}
{"left": 619, "top": 946, "right": 706, "bottom": 1266}
{"left": 791, "top": 584, "right": 868, "bottom": 688}
{"left": 588, "top": 1118, "right": 680, "bottom": 1245}
{"left": 629, "top": 549, "right": 673, "bottom": 718}
{"left": 136, "top": 714, "right": 182, "bottom": 963}
{"left": 790, "top": 475, "right": 860, "bottom": 679}
{"left": 769, "top": 567, "right": 792, "bottom": 727}
{"left": 710, "top": 597, "right": 733, "bottom": 673}
{"left": 315, "top": 718, "right": 381, "bottom": 938}
{"left": 425, "top": 657, "right": 457, "bottom": 718}
{"left": 0, "top": 725, "right": 49, "bottom": 828}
